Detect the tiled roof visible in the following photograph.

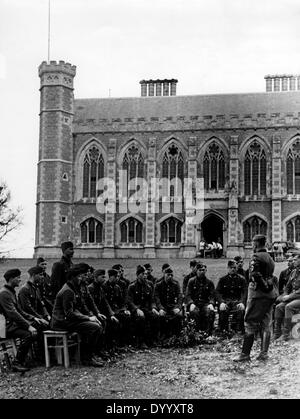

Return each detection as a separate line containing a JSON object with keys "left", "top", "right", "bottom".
{"left": 74, "top": 91, "right": 300, "bottom": 121}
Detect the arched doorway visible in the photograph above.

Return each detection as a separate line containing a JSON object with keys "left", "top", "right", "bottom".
{"left": 201, "top": 214, "right": 224, "bottom": 245}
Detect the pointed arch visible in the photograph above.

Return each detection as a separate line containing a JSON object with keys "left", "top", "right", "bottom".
{"left": 198, "top": 138, "right": 228, "bottom": 191}
{"left": 157, "top": 214, "right": 183, "bottom": 244}
{"left": 79, "top": 215, "right": 104, "bottom": 244}
{"left": 282, "top": 135, "right": 300, "bottom": 195}
{"left": 75, "top": 138, "right": 107, "bottom": 201}
{"left": 282, "top": 212, "right": 300, "bottom": 241}
{"left": 242, "top": 213, "right": 268, "bottom": 243}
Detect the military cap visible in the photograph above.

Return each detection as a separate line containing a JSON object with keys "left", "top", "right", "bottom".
{"left": 28, "top": 266, "right": 44, "bottom": 276}
{"left": 233, "top": 256, "right": 243, "bottom": 262}
{"left": 136, "top": 265, "right": 146, "bottom": 276}
{"left": 37, "top": 257, "right": 46, "bottom": 264}
{"left": 162, "top": 263, "right": 170, "bottom": 271}
{"left": 189, "top": 260, "right": 198, "bottom": 268}
{"left": 61, "top": 241, "right": 74, "bottom": 252}
{"left": 108, "top": 269, "right": 118, "bottom": 277}
{"left": 252, "top": 234, "right": 266, "bottom": 245}
{"left": 94, "top": 269, "right": 106, "bottom": 277}
{"left": 165, "top": 267, "right": 173, "bottom": 274}
{"left": 196, "top": 263, "right": 205, "bottom": 270}
{"left": 144, "top": 263, "right": 152, "bottom": 269}
{"left": 112, "top": 264, "right": 121, "bottom": 271}
{"left": 4, "top": 269, "right": 21, "bottom": 281}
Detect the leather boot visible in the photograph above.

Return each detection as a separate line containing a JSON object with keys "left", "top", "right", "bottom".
{"left": 234, "top": 333, "right": 254, "bottom": 362}
{"left": 273, "top": 319, "right": 283, "bottom": 339}
{"left": 256, "top": 331, "right": 271, "bottom": 361}
{"left": 282, "top": 318, "right": 292, "bottom": 341}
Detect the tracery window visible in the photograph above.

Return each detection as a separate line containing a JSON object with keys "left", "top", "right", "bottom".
{"left": 203, "top": 142, "right": 225, "bottom": 191}
{"left": 83, "top": 146, "right": 104, "bottom": 198}
{"left": 243, "top": 216, "right": 267, "bottom": 243}
{"left": 244, "top": 141, "right": 266, "bottom": 196}
{"left": 122, "top": 145, "right": 144, "bottom": 197}
{"left": 80, "top": 218, "right": 103, "bottom": 244}
{"left": 162, "top": 144, "right": 184, "bottom": 197}
{"left": 120, "top": 217, "right": 143, "bottom": 243}
{"left": 286, "top": 139, "right": 300, "bottom": 195}
{"left": 160, "top": 217, "right": 182, "bottom": 244}
{"left": 286, "top": 216, "right": 300, "bottom": 242}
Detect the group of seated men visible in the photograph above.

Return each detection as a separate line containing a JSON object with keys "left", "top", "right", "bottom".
{"left": 1, "top": 240, "right": 300, "bottom": 372}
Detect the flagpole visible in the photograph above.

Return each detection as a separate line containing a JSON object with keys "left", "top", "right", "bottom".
{"left": 48, "top": 0, "right": 51, "bottom": 62}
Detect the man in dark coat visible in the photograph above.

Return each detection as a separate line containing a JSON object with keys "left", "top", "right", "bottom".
{"left": 216, "top": 260, "right": 247, "bottom": 332}
{"left": 182, "top": 260, "right": 198, "bottom": 295}
{"left": 111, "top": 264, "right": 130, "bottom": 301}
{"left": 154, "top": 267, "right": 183, "bottom": 338}
{"left": 0, "top": 269, "right": 38, "bottom": 372}
{"left": 233, "top": 256, "right": 247, "bottom": 279}
{"left": 274, "top": 254, "right": 300, "bottom": 340}
{"left": 36, "top": 257, "right": 54, "bottom": 314}
{"left": 127, "top": 266, "right": 159, "bottom": 348}
{"left": 185, "top": 263, "right": 216, "bottom": 335}
{"left": 50, "top": 241, "right": 74, "bottom": 298}
{"left": 51, "top": 264, "right": 104, "bottom": 367}
{"left": 144, "top": 263, "right": 158, "bottom": 287}
{"left": 235, "top": 235, "right": 278, "bottom": 362}
{"left": 278, "top": 256, "right": 295, "bottom": 295}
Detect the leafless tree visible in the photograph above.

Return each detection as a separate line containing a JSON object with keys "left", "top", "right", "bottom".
{"left": 0, "top": 182, "right": 23, "bottom": 241}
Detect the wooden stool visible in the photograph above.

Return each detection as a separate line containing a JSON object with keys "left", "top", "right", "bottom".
{"left": 0, "top": 338, "right": 18, "bottom": 369}
{"left": 43, "top": 331, "right": 81, "bottom": 368}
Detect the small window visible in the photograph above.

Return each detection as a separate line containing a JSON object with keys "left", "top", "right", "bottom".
{"left": 61, "top": 216, "right": 67, "bottom": 224}
{"left": 62, "top": 173, "right": 68, "bottom": 181}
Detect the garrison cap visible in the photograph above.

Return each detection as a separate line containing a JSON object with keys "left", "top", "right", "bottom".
{"left": 94, "top": 269, "right": 106, "bottom": 277}
{"left": 28, "top": 266, "right": 44, "bottom": 276}
{"left": 144, "top": 263, "right": 152, "bottom": 270}
{"left": 37, "top": 257, "right": 46, "bottom": 264}
{"left": 67, "top": 263, "right": 90, "bottom": 280}
{"left": 136, "top": 265, "right": 146, "bottom": 276}
{"left": 164, "top": 267, "right": 173, "bottom": 274}
{"left": 108, "top": 269, "right": 118, "bottom": 277}
{"left": 61, "top": 241, "right": 74, "bottom": 252}
{"left": 162, "top": 263, "right": 170, "bottom": 271}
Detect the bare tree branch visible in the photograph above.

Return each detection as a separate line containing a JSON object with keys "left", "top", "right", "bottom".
{"left": 0, "top": 182, "right": 23, "bottom": 242}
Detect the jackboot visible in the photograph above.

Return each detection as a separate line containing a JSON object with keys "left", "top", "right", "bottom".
{"left": 256, "top": 331, "right": 271, "bottom": 361}
{"left": 281, "top": 318, "right": 292, "bottom": 341}
{"left": 273, "top": 318, "right": 283, "bottom": 340}
{"left": 234, "top": 333, "right": 254, "bottom": 362}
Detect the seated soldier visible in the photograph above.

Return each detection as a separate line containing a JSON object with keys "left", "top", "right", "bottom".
{"left": 274, "top": 254, "right": 300, "bottom": 340}
{"left": 278, "top": 256, "right": 295, "bottom": 296}
{"left": 51, "top": 264, "right": 104, "bottom": 367}
{"left": 127, "top": 266, "right": 159, "bottom": 348}
{"left": 36, "top": 257, "right": 54, "bottom": 314}
{"left": 216, "top": 260, "right": 246, "bottom": 333}
{"left": 103, "top": 269, "right": 131, "bottom": 346}
{"left": 233, "top": 256, "right": 247, "bottom": 279}
{"left": 144, "top": 263, "right": 157, "bottom": 287}
{"left": 88, "top": 269, "right": 119, "bottom": 350}
{"left": 186, "top": 263, "right": 216, "bottom": 335}
{"left": 0, "top": 269, "right": 38, "bottom": 372}
{"left": 111, "top": 264, "right": 130, "bottom": 301}
{"left": 154, "top": 267, "right": 183, "bottom": 338}
{"left": 158, "top": 264, "right": 171, "bottom": 283}
{"left": 182, "top": 260, "right": 198, "bottom": 295}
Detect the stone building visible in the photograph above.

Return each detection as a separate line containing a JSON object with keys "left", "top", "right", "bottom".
{"left": 34, "top": 61, "right": 300, "bottom": 258}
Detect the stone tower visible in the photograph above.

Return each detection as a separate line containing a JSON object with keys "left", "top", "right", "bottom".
{"left": 35, "top": 61, "right": 76, "bottom": 257}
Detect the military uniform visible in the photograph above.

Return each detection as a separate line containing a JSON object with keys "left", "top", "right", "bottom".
{"left": 278, "top": 267, "right": 294, "bottom": 295}
{"left": 216, "top": 273, "right": 247, "bottom": 332}
{"left": 154, "top": 278, "right": 183, "bottom": 337}
{"left": 127, "top": 280, "right": 159, "bottom": 345}
{"left": 37, "top": 271, "right": 54, "bottom": 314}
{"left": 186, "top": 274, "right": 216, "bottom": 334}
{"left": 50, "top": 256, "right": 73, "bottom": 298}
{"left": 18, "top": 281, "right": 50, "bottom": 321}
{"left": 182, "top": 272, "right": 195, "bottom": 295}
{"left": 274, "top": 268, "right": 300, "bottom": 339}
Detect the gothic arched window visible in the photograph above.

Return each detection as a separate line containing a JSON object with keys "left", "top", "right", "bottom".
{"left": 120, "top": 217, "right": 143, "bottom": 243}
{"left": 244, "top": 141, "right": 267, "bottom": 196}
{"left": 286, "top": 139, "right": 300, "bottom": 195}
{"left": 161, "top": 144, "right": 184, "bottom": 197}
{"left": 80, "top": 218, "right": 103, "bottom": 244}
{"left": 286, "top": 216, "right": 300, "bottom": 242}
{"left": 160, "top": 217, "right": 182, "bottom": 244}
{"left": 83, "top": 146, "right": 104, "bottom": 198}
{"left": 122, "top": 145, "right": 144, "bottom": 197}
{"left": 203, "top": 142, "right": 225, "bottom": 191}
{"left": 243, "top": 216, "right": 267, "bottom": 243}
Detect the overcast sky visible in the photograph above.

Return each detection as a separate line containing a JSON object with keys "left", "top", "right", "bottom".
{"left": 1, "top": 0, "right": 300, "bottom": 257}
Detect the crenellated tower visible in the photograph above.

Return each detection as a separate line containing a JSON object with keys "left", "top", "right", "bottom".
{"left": 34, "top": 60, "right": 76, "bottom": 257}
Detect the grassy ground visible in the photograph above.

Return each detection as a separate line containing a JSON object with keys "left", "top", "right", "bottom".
{"left": 1, "top": 257, "right": 299, "bottom": 399}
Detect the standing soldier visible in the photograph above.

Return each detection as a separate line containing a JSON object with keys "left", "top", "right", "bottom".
{"left": 186, "top": 263, "right": 216, "bottom": 335}
{"left": 216, "top": 260, "right": 247, "bottom": 333}
{"left": 51, "top": 241, "right": 74, "bottom": 298}
{"left": 127, "top": 266, "right": 160, "bottom": 348}
{"left": 36, "top": 257, "right": 54, "bottom": 314}
{"left": 182, "top": 260, "right": 198, "bottom": 295}
{"left": 154, "top": 267, "right": 183, "bottom": 338}
{"left": 235, "top": 234, "right": 278, "bottom": 362}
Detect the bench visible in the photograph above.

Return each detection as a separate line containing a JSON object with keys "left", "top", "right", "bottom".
{"left": 43, "top": 330, "right": 81, "bottom": 368}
